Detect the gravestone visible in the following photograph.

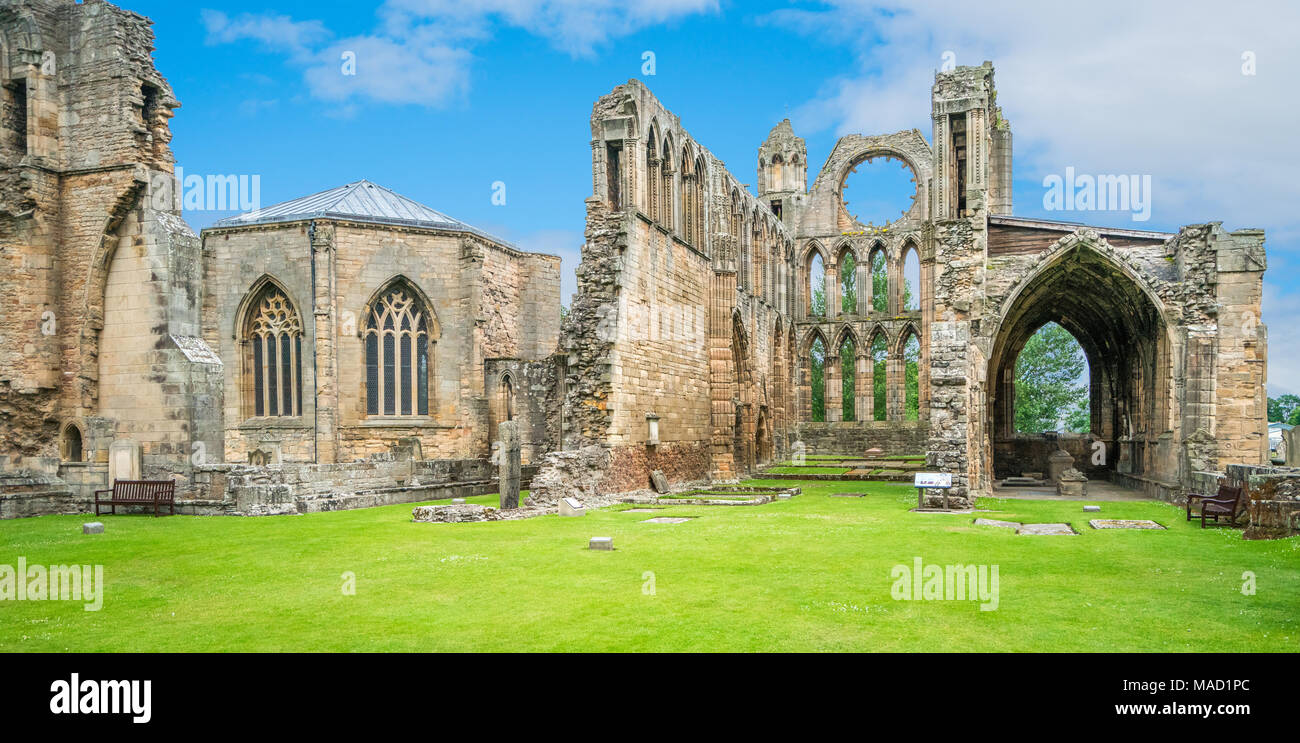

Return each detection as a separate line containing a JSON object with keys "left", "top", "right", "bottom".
{"left": 650, "top": 470, "right": 669, "bottom": 494}
{"left": 1283, "top": 428, "right": 1300, "bottom": 467}
{"left": 1084, "top": 505, "right": 1101, "bottom": 512}
{"left": 82, "top": 522, "right": 105, "bottom": 535}
{"left": 589, "top": 536, "right": 614, "bottom": 551}
{"left": 1047, "top": 449, "right": 1075, "bottom": 484}
{"left": 1017, "top": 523, "right": 1076, "bottom": 536}
{"left": 559, "top": 497, "right": 585, "bottom": 517}
{"left": 108, "top": 439, "right": 141, "bottom": 484}
{"left": 498, "top": 421, "right": 521, "bottom": 509}
{"left": 974, "top": 518, "right": 1020, "bottom": 529}
{"left": 1089, "top": 519, "right": 1165, "bottom": 530}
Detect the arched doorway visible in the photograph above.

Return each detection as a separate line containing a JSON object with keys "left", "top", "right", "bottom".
{"left": 986, "top": 241, "right": 1170, "bottom": 484}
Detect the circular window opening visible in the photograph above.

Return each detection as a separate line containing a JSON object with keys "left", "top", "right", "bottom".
{"left": 839, "top": 155, "right": 919, "bottom": 228}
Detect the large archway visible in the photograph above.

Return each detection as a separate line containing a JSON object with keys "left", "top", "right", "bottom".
{"left": 986, "top": 241, "right": 1171, "bottom": 484}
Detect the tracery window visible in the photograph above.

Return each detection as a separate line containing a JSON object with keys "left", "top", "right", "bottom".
{"left": 365, "top": 283, "right": 431, "bottom": 417}
{"left": 245, "top": 286, "right": 303, "bottom": 417}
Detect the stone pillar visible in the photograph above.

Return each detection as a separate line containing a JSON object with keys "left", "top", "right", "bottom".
{"left": 311, "top": 224, "right": 338, "bottom": 464}
{"left": 825, "top": 265, "right": 837, "bottom": 318}
{"left": 825, "top": 357, "right": 841, "bottom": 422}
{"left": 855, "top": 351, "right": 870, "bottom": 422}
{"left": 887, "top": 352, "right": 906, "bottom": 421}
{"left": 499, "top": 421, "right": 521, "bottom": 509}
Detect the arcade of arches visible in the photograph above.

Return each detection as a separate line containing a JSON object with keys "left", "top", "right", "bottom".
{"left": 0, "top": 3, "right": 1268, "bottom": 521}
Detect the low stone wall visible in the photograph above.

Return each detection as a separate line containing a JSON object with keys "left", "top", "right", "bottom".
{"left": 1110, "top": 471, "right": 1182, "bottom": 503}
{"left": 191, "top": 458, "right": 498, "bottom": 516}
{"left": 787, "top": 421, "right": 929, "bottom": 457}
{"left": 993, "top": 434, "right": 1114, "bottom": 481}
{"left": 1231, "top": 463, "right": 1300, "bottom": 540}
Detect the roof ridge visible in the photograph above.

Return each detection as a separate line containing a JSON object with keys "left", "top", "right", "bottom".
{"left": 206, "top": 180, "right": 520, "bottom": 250}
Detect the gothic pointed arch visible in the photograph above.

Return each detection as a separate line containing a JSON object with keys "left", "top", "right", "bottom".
{"left": 362, "top": 276, "right": 440, "bottom": 418}
{"left": 238, "top": 275, "right": 306, "bottom": 418}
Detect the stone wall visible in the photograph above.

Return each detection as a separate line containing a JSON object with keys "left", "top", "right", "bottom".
{"left": 791, "top": 421, "right": 929, "bottom": 457}
{"left": 0, "top": 0, "right": 222, "bottom": 498}
{"left": 190, "top": 457, "right": 497, "bottom": 516}
{"left": 201, "top": 219, "right": 561, "bottom": 466}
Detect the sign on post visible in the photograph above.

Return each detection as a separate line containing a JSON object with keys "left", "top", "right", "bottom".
{"left": 914, "top": 472, "right": 953, "bottom": 510}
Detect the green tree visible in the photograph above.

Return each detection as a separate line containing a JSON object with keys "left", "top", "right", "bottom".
{"left": 1269, "top": 394, "right": 1300, "bottom": 423}
{"left": 840, "top": 254, "right": 857, "bottom": 315}
{"left": 809, "top": 338, "right": 826, "bottom": 422}
{"left": 1014, "top": 323, "right": 1089, "bottom": 434}
{"left": 810, "top": 285, "right": 826, "bottom": 317}
{"left": 1289, "top": 407, "right": 1300, "bottom": 427}
{"left": 841, "top": 340, "right": 856, "bottom": 421}
{"left": 1064, "top": 398, "right": 1091, "bottom": 434}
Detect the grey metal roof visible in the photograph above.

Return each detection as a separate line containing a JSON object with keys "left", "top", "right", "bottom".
{"left": 211, "top": 180, "right": 517, "bottom": 247}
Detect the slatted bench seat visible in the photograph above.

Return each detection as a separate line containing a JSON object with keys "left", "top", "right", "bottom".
{"left": 94, "top": 480, "right": 176, "bottom": 517}
{"left": 1186, "top": 483, "right": 1245, "bottom": 528}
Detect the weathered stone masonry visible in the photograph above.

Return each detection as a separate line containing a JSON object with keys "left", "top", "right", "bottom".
{"left": 0, "top": 1, "right": 1272, "bottom": 524}
{"left": 552, "top": 63, "right": 1269, "bottom": 509}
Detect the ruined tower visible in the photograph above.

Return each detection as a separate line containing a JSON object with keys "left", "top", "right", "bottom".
{"left": 0, "top": 0, "right": 221, "bottom": 510}
{"left": 757, "top": 119, "right": 806, "bottom": 226}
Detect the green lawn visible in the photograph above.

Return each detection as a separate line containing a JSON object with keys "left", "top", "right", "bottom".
{"left": 1, "top": 479, "right": 1297, "bottom": 652}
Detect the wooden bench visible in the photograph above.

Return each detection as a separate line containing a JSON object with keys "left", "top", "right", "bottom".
{"left": 1186, "top": 483, "right": 1245, "bottom": 528}
{"left": 94, "top": 480, "right": 176, "bottom": 517}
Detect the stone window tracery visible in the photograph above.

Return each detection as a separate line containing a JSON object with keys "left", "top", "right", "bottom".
{"left": 244, "top": 286, "right": 304, "bottom": 418}
{"left": 365, "top": 283, "right": 431, "bottom": 417}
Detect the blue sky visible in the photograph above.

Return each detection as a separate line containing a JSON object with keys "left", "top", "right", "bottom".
{"left": 134, "top": 0, "right": 1299, "bottom": 395}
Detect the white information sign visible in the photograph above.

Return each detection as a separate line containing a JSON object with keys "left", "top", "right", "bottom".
{"left": 914, "top": 472, "right": 953, "bottom": 489}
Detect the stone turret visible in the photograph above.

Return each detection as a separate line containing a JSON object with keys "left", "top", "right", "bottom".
{"left": 757, "top": 119, "right": 806, "bottom": 225}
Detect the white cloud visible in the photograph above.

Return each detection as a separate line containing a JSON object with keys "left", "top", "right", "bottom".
{"left": 771, "top": 0, "right": 1300, "bottom": 227}
{"left": 201, "top": 1, "right": 716, "bottom": 109}
{"left": 379, "top": 0, "right": 719, "bottom": 56}
{"left": 201, "top": 10, "right": 330, "bottom": 62}
{"left": 767, "top": 0, "right": 1300, "bottom": 396}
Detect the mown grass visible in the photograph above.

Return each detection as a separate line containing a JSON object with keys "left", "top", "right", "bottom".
{"left": 1, "top": 479, "right": 1296, "bottom": 652}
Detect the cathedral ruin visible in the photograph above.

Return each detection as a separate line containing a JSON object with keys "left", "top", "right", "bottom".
{"left": 0, "top": 0, "right": 1272, "bottom": 519}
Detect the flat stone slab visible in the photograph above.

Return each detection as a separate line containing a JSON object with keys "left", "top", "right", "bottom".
{"left": 1083, "top": 505, "right": 1101, "bottom": 512}
{"left": 974, "top": 518, "right": 1021, "bottom": 529}
{"left": 643, "top": 517, "right": 692, "bottom": 524}
{"left": 589, "top": 537, "right": 614, "bottom": 550}
{"left": 1017, "top": 523, "right": 1076, "bottom": 535}
{"left": 910, "top": 508, "right": 975, "bottom": 515}
{"left": 830, "top": 492, "right": 868, "bottom": 498}
{"left": 1089, "top": 519, "right": 1165, "bottom": 530}
{"left": 82, "top": 522, "right": 105, "bottom": 535}
{"left": 650, "top": 470, "right": 670, "bottom": 494}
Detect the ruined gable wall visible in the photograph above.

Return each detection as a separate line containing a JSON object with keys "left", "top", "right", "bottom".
{"left": 559, "top": 79, "right": 796, "bottom": 493}
{"left": 0, "top": 0, "right": 204, "bottom": 477}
